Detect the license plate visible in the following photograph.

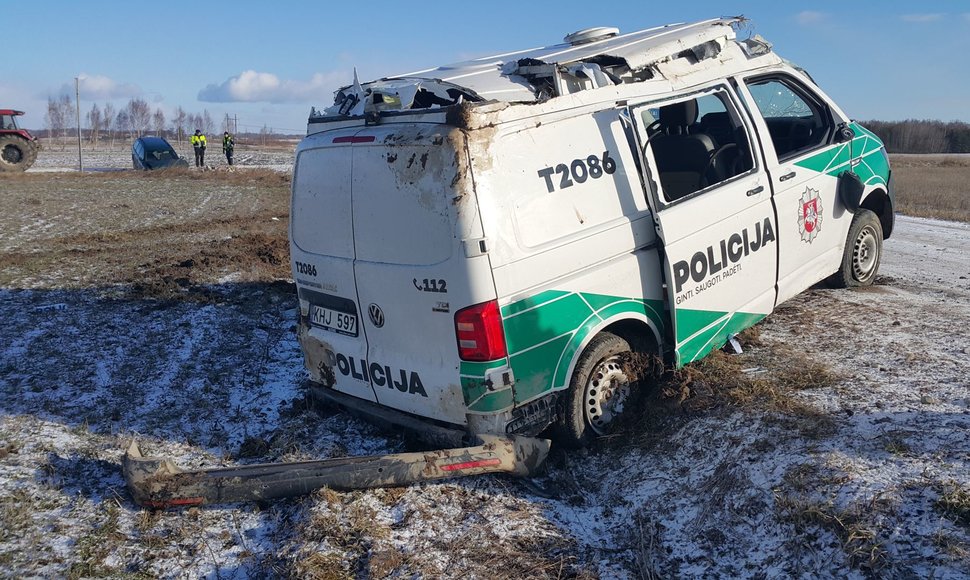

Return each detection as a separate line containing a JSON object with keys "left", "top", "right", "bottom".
{"left": 309, "top": 305, "right": 358, "bottom": 336}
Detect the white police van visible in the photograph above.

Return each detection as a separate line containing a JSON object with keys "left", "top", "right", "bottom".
{"left": 290, "top": 17, "right": 893, "bottom": 446}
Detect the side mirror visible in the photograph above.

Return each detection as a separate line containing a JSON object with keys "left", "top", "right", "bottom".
{"left": 838, "top": 170, "right": 864, "bottom": 212}
{"left": 836, "top": 123, "right": 855, "bottom": 143}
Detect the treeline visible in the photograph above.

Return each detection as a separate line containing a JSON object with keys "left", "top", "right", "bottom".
{"left": 44, "top": 95, "right": 284, "bottom": 148}
{"left": 861, "top": 120, "right": 970, "bottom": 154}
{"left": 46, "top": 95, "right": 216, "bottom": 148}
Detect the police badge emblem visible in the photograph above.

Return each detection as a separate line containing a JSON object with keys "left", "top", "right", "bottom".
{"left": 798, "top": 188, "right": 822, "bottom": 243}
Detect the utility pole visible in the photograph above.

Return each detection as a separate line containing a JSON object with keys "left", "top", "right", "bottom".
{"left": 75, "top": 77, "right": 83, "bottom": 172}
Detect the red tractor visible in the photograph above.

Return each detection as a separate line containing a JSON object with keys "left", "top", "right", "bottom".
{"left": 0, "top": 109, "right": 40, "bottom": 172}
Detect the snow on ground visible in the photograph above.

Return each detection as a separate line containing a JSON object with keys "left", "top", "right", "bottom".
{"left": 1, "top": 151, "right": 968, "bottom": 580}
{"left": 28, "top": 141, "right": 294, "bottom": 173}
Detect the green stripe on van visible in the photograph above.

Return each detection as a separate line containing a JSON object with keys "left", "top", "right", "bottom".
{"left": 793, "top": 123, "right": 889, "bottom": 187}
{"left": 502, "top": 293, "right": 591, "bottom": 354}
{"left": 460, "top": 359, "right": 513, "bottom": 413}
{"left": 500, "top": 289, "right": 570, "bottom": 317}
{"left": 848, "top": 123, "right": 890, "bottom": 187}
{"left": 462, "top": 377, "right": 515, "bottom": 413}
{"left": 675, "top": 309, "right": 765, "bottom": 366}
{"left": 502, "top": 291, "right": 666, "bottom": 406}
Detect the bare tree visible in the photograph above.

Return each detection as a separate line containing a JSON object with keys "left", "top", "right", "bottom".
{"left": 201, "top": 109, "right": 214, "bottom": 135}
{"left": 58, "top": 94, "right": 74, "bottom": 138}
{"left": 86, "top": 103, "right": 103, "bottom": 144}
{"left": 172, "top": 106, "right": 187, "bottom": 146}
{"left": 152, "top": 108, "right": 166, "bottom": 137}
{"left": 115, "top": 110, "right": 131, "bottom": 140}
{"left": 103, "top": 102, "right": 115, "bottom": 146}
{"left": 188, "top": 113, "right": 202, "bottom": 134}
{"left": 45, "top": 96, "right": 66, "bottom": 145}
{"left": 126, "top": 98, "right": 151, "bottom": 137}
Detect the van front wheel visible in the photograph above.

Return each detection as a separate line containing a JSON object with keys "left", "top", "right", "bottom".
{"left": 829, "top": 208, "right": 883, "bottom": 288}
{"left": 556, "top": 332, "right": 634, "bottom": 448}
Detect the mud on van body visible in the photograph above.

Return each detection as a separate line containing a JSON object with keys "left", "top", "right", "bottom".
{"left": 290, "top": 18, "right": 893, "bottom": 446}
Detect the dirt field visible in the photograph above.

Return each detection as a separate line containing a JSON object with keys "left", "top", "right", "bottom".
{"left": 892, "top": 154, "right": 970, "bottom": 222}
{"left": 1, "top": 150, "right": 968, "bottom": 578}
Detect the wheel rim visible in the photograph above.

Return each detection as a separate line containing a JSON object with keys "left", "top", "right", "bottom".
{"left": 852, "top": 224, "right": 879, "bottom": 282}
{"left": 2, "top": 144, "right": 23, "bottom": 164}
{"left": 583, "top": 355, "right": 631, "bottom": 435}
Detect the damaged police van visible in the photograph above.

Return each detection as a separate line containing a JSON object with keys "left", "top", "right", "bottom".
{"left": 290, "top": 17, "right": 893, "bottom": 446}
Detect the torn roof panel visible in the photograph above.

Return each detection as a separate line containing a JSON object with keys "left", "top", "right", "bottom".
{"left": 400, "top": 18, "right": 741, "bottom": 99}
{"left": 318, "top": 17, "right": 758, "bottom": 118}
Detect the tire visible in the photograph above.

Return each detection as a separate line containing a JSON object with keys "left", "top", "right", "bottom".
{"left": 0, "top": 135, "right": 38, "bottom": 172}
{"left": 829, "top": 208, "right": 883, "bottom": 288}
{"left": 555, "top": 332, "right": 635, "bottom": 448}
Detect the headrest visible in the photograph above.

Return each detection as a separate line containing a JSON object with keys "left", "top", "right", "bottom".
{"left": 700, "top": 111, "right": 730, "bottom": 126}
{"left": 659, "top": 100, "right": 699, "bottom": 128}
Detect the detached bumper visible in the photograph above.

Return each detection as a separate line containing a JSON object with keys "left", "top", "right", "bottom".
{"left": 123, "top": 432, "right": 550, "bottom": 509}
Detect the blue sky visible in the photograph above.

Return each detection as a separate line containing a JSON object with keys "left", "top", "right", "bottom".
{"left": 4, "top": 1, "right": 969, "bottom": 134}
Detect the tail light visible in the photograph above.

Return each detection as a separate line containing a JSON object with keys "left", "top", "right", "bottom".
{"left": 454, "top": 300, "right": 507, "bottom": 361}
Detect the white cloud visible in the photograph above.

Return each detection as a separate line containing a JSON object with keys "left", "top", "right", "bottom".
{"left": 198, "top": 70, "right": 346, "bottom": 104}
{"left": 900, "top": 13, "right": 943, "bottom": 23}
{"left": 72, "top": 74, "right": 142, "bottom": 99}
{"left": 795, "top": 11, "right": 826, "bottom": 25}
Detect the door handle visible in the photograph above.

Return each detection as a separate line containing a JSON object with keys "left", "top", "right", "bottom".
{"left": 746, "top": 185, "right": 764, "bottom": 196}
{"left": 779, "top": 171, "right": 796, "bottom": 182}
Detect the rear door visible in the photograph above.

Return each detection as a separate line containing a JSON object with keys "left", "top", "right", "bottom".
{"left": 292, "top": 130, "right": 378, "bottom": 403}
{"left": 293, "top": 125, "right": 480, "bottom": 424}
{"left": 629, "top": 84, "right": 777, "bottom": 366}
{"left": 350, "top": 125, "right": 480, "bottom": 424}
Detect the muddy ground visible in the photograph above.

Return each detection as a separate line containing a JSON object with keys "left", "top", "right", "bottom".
{"left": 0, "top": 152, "right": 968, "bottom": 578}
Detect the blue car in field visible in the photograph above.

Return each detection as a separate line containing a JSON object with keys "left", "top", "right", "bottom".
{"left": 132, "top": 136, "right": 189, "bottom": 170}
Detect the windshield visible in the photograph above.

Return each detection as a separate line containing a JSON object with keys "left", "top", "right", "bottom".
{"left": 149, "top": 149, "right": 175, "bottom": 160}
{"left": 0, "top": 115, "right": 18, "bottom": 131}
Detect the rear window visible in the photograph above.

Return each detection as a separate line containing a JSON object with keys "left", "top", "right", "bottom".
{"left": 351, "top": 143, "right": 454, "bottom": 266}
{"left": 291, "top": 139, "right": 455, "bottom": 265}
{"left": 292, "top": 146, "right": 356, "bottom": 259}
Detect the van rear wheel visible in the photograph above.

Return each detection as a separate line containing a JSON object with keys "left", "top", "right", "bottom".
{"left": 556, "top": 332, "right": 634, "bottom": 448}
{"left": 829, "top": 208, "right": 883, "bottom": 288}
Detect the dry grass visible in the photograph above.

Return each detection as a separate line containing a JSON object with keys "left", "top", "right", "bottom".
{"left": 609, "top": 327, "right": 844, "bottom": 460}
{"left": 287, "top": 486, "right": 589, "bottom": 579}
{"left": 67, "top": 501, "right": 126, "bottom": 579}
{"left": 775, "top": 491, "right": 891, "bottom": 572}
{"left": 291, "top": 490, "right": 394, "bottom": 578}
{"left": 936, "top": 482, "right": 970, "bottom": 528}
{"left": 614, "top": 327, "right": 842, "bottom": 448}
{"left": 667, "top": 347, "right": 834, "bottom": 429}
{"left": 776, "top": 461, "right": 896, "bottom": 572}
{"left": 890, "top": 154, "right": 970, "bottom": 222}
{"left": 0, "top": 488, "right": 39, "bottom": 544}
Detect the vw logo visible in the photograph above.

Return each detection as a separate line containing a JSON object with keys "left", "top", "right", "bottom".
{"left": 368, "top": 303, "right": 385, "bottom": 328}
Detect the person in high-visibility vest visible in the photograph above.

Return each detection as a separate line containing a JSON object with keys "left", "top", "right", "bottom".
{"left": 191, "top": 129, "right": 207, "bottom": 167}
{"left": 223, "top": 131, "right": 234, "bottom": 166}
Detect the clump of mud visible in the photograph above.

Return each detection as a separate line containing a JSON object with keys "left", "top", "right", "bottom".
{"left": 617, "top": 351, "right": 663, "bottom": 383}
{"left": 129, "top": 231, "right": 290, "bottom": 301}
